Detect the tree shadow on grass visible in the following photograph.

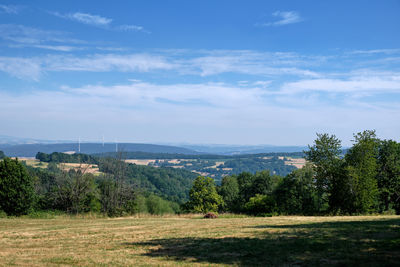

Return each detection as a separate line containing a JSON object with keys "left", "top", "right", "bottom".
{"left": 124, "top": 218, "right": 400, "bottom": 266}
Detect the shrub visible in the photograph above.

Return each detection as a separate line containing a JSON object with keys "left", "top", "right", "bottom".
{"left": 0, "top": 158, "right": 35, "bottom": 216}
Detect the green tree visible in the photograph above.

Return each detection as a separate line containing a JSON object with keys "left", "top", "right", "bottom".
{"left": 244, "top": 194, "right": 276, "bottom": 216}
{"left": 0, "top": 150, "right": 5, "bottom": 159}
{"left": 305, "top": 133, "right": 343, "bottom": 212}
{"left": 274, "top": 164, "right": 319, "bottom": 215}
{"left": 345, "top": 130, "right": 379, "bottom": 213}
{"left": 146, "top": 194, "right": 175, "bottom": 215}
{"left": 186, "top": 176, "right": 223, "bottom": 213}
{"left": 0, "top": 158, "right": 35, "bottom": 216}
{"left": 377, "top": 139, "right": 400, "bottom": 214}
{"left": 51, "top": 169, "right": 100, "bottom": 213}
{"left": 218, "top": 175, "right": 239, "bottom": 212}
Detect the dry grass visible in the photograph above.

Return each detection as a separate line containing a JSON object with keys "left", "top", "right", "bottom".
{"left": 17, "top": 159, "right": 49, "bottom": 169}
{"left": 284, "top": 157, "right": 307, "bottom": 169}
{"left": 124, "top": 159, "right": 157, "bottom": 166}
{"left": 58, "top": 163, "right": 100, "bottom": 174}
{"left": 0, "top": 215, "right": 399, "bottom": 266}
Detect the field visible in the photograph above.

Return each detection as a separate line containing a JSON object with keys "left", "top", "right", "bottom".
{"left": 0, "top": 215, "right": 399, "bottom": 266}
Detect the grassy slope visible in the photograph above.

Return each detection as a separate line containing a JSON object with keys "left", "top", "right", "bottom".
{"left": 0, "top": 215, "right": 399, "bottom": 266}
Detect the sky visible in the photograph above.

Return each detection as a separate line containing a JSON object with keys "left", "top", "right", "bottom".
{"left": 0, "top": 0, "right": 399, "bottom": 146}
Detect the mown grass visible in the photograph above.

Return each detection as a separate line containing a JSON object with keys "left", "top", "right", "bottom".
{"left": 0, "top": 215, "right": 399, "bottom": 266}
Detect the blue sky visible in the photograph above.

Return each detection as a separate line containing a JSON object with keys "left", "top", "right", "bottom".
{"left": 0, "top": 0, "right": 399, "bottom": 146}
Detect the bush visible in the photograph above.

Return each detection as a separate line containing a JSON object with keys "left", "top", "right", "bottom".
{"left": 146, "top": 194, "right": 175, "bottom": 215}
{"left": 0, "top": 158, "right": 35, "bottom": 216}
{"left": 244, "top": 194, "right": 276, "bottom": 216}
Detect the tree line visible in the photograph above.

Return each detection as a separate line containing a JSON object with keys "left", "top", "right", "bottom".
{"left": 184, "top": 130, "right": 400, "bottom": 215}
{"left": 0, "top": 155, "right": 191, "bottom": 216}
{"left": 1, "top": 130, "right": 399, "bottom": 217}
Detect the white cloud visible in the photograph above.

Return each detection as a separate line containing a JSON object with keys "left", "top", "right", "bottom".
{"left": 257, "top": 11, "right": 303, "bottom": 27}
{"left": 280, "top": 75, "right": 400, "bottom": 95}
{"left": 51, "top": 11, "right": 112, "bottom": 27}
{"left": 46, "top": 54, "right": 174, "bottom": 72}
{"left": 186, "top": 51, "right": 319, "bottom": 77}
{"left": 117, "top": 24, "right": 148, "bottom": 33}
{"left": 31, "top": 45, "right": 81, "bottom": 52}
{"left": 50, "top": 11, "right": 147, "bottom": 32}
{"left": 0, "top": 4, "right": 20, "bottom": 14}
{"left": 0, "top": 57, "right": 41, "bottom": 80}
{"left": 1, "top": 80, "right": 399, "bottom": 145}
{"left": 349, "top": 48, "right": 400, "bottom": 55}
{"left": 63, "top": 81, "right": 265, "bottom": 108}
{"left": 68, "top": 12, "right": 112, "bottom": 26}
{"left": 0, "top": 24, "right": 83, "bottom": 45}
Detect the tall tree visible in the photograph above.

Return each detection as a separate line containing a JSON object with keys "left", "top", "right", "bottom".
{"left": 218, "top": 175, "right": 239, "bottom": 212}
{"left": 0, "top": 158, "right": 35, "bottom": 216}
{"left": 377, "top": 139, "right": 400, "bottom": 214}
{"left": 274, "top": 164, "right": 318, "bottom": 215}
{"left": 185, "top": 176, "right": 223, "bottom": 213}
{"left": 345, "top": 130, "right": 379, "bottom": 213}
{"left": 304, "top": 133, "right": 343, "bottom": 212}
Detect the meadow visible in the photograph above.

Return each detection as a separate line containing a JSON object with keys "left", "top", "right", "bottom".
{"left": 0, "top": 215, "right": 399, "bottom": 266}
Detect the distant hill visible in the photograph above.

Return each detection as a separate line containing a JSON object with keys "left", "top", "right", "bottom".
{"left": 180, "top": 144, "right": 308, "bottom": 155}
{"left": 0, "top": 143, "right": 200, "bottom": 157}
{"left": 0, "top": 134, "right": 70, "bottom": 145}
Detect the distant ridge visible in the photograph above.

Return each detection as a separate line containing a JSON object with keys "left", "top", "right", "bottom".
{"left": 0, "top": 143, "right": 200, "bottom": 157}
{"left": 180, "top": 144, "right": 308, "bottom": 155}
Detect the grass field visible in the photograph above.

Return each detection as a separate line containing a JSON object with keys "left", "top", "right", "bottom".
{"left": 0, "top": 215, "right": 399, "bottom": 266}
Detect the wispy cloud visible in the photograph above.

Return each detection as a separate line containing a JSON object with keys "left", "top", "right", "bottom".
{"left": 45, "top": 54, "right": 174, "bottom": 72}
{"left": 0, "top": 50, "right": 321, "bottom": 80}
{"left": 349, "top": 48, "right": 400, "bottom": 55}
{"left": 185, "top": 50, "right": 320, "bottom": 77}
{"left": 32, "top": 45, "right": 82, "bottom": 52}
{"left": 65, "top": 12, "right": 112, "bottom": 27}
{"left": 116, "top": 25, "right": 144, "bottom": 32}
{"left": 279, "top": 75, "right": 400, "bottom": 95}
{"left": 0, "top": 57, "right": 41, "bottom": 80}
{"left": 50, "top": 11, "right": 148, "bottom": 33}
{"left": 0, "top": 24, "right": 83, "bottom": 45}
{"left": 0, "top": 4, "right": 21, "bottom": 14}
{"left": 257, "top": 11, "right": 303, "bottom": 27}
{"left": 2, "top": 79, "right": 399, "bottom": 145}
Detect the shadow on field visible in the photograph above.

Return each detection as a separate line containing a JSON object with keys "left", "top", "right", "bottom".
{"left": 124, "top": 218, "right": 400, "bottom": 266}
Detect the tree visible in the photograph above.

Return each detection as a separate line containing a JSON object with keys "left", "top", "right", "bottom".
{"left": 274, "top": 164, "right": 318, "bottom": 215}
{"left": 218, "top": 175, "right": 239, "bottom": 212}
{"left": 185, "top": 176, "right": 223, "bottom": 213}
{"left": 244, "top": 194, "right": 276, "bottom": 216}
{"left": 377, "top": 140, "right": 400, "bottom": 214}
{"left": 305, "top": 133, "right": 343, "bottom": 212}
{"left": 345, "top": 130, "right": 379, "bottom": 213}
{"left": 0, "top": 158, "right": 35, "bottom": 216}
{"left": 0, "top": 150, "right": 5, "bottom": 159}
{"left": 51, "top": 167, "right": 100, "bottom": 213}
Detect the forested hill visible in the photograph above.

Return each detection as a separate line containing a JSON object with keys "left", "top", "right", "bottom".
{"left": 31, "top": 152, "right": 198, "bottom": 203}
{"left": 0, "top": 143, "right": 199, "bottom": 157}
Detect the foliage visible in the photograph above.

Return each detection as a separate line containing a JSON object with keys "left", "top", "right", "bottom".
{"left": 304, "top": 133, "right": 343, "bottom": 213}
{"left": 377, "top": 140, "right": 400, "bottom": 214}
{"left": 244, "top": 194, "right": 276, "bottom": 215}
{"left": 146, "top": 194, "right": 175, "bottom": 215}
{"left": 36, "top": 152, "right": 97, "bottom": 164}
{"left": 274, "top": 164, "right": 319, "bottom": 215}
{"left": 185, "top": 176, "right": 224, "bottom": 213}
{"left": 218, "top": 175, "right": 240, "bottom": 212}
{"left": 0, "top": 150, "right": 5, "bottom": 159}
{"left": 344, "top": 130, "right": 379, "bottom": 213}
{"left": 0, "top": 158, "right": 35, "bottom": 216}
